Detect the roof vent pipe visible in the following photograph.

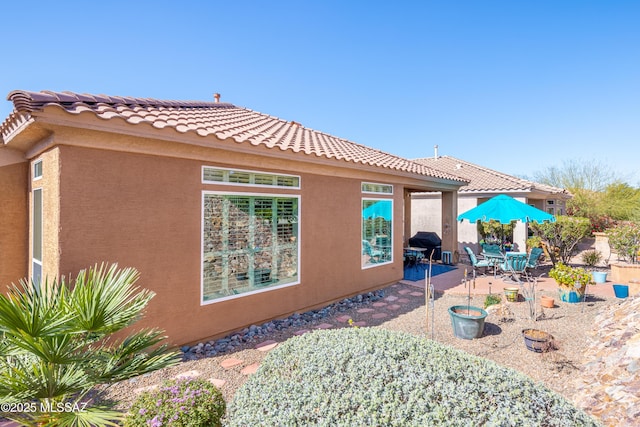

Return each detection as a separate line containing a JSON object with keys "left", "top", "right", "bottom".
{"left": 213, "top": 93, "right": 221, "bottom": 103}
{"left": 434, "top": 144, "right": 439, "bottom": 159}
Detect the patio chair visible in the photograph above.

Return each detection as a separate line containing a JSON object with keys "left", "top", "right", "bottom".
{"left": 363, "top": 240, "right": 383, "bottom": 263}
{"left": 526, "top": 247, "right": 544, "bottom": 270}
{"left": 464, "top": 247, "right": 491, "bottom": 276}
{"left": 500, "top": 253, "right": 530, "bottom": 283}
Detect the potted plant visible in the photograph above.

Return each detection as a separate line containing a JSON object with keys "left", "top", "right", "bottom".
{"left": 581, "top": 249, "right": 607, "bottom": 283}
{"left": 448, "top": 270, "right": 488, "bottom": 339}
{"left": 548, "top": 262, "right": 592, "bottom": 303}
{"left": 522, "top": 329, "right": 553, "bottom": 353}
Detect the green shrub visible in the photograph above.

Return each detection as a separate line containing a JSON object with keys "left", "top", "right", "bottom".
{"left": 227, "top": 328, "right": 600, "bottom": 427}
{"left": 126, "top": 377, "right": 226, "bottom": 427}
{"left": 484, "top": 293, "right": 501, "bottom": 308}
{"left": 581, "top": 250, "right": 603, "bottom": 267}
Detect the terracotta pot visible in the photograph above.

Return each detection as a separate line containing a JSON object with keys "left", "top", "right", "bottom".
{"left": 540, "top": 295, "right": 555, "bottom": 308}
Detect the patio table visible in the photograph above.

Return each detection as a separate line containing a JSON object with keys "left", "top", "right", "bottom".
{"left": 481, "top": 249, "right": 507, "bottom": 277}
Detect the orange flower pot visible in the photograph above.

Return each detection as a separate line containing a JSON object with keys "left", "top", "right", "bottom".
{"left": 540, "top": 295, "right": 555, "bottom": 308}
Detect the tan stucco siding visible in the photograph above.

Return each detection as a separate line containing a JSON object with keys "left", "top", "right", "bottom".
{"left": 55, "top": 145, "right": 404, "bottom": 345}
{"left": 0, "top": 161, "right": 28, "bottom": 287}
{"left": 36, "top": 148, "right": 61, "bottom": 281}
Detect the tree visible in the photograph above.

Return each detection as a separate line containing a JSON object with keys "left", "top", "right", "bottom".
{"left": 0, "top": 263, "right": 181, "bottom": 426}
{"left": 533, "top": 159, "right": 640, "bottom": 225}
{"left": 531, "top": 216, "right": 591, "bottom": 265}
{"left": 606, "top": 222, "right": 640, "bottom": 264}
{"left": 601, "top": 182, "right": 640, "bottom": 221}
{"left": 533, "top": 158, "right": 619, "bottom": 192}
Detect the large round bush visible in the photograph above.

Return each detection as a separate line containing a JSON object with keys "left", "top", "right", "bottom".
{"left": 227, "top": 328, "right": 599, "bottom": 426}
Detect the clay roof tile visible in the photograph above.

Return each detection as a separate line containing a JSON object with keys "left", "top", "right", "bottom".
{"left": 2, "top": 90, "right": 467, "bottom": 183}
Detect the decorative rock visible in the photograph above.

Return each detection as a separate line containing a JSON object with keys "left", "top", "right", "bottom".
{"left": 174, "top": 370, "right": 201, "bottom": 379}
{"left": 314, "top": 323, "right": 333, "bottom": 330}
{"left": 241, "top": 363, "right": 260, "bottom": 375}
{"left": 372, "top": 302, "right": 387, "bottom": 308}
{"left": 294, "top": 329, "right": 310, "bottom": 335}
{"left": 336, "top": 315, "right": 352, "bottom": 323}
{"left": 372, "top": 313, "right": 388, "bottom": 319}
{"left": 181, "top": 288, "right": 387, "bottom": 358}
{"left": 220, "top": 358, "right": 243, "bottom": 369}
{"left": 209, "top": 378, "right": 227, "bottom": 388}
{"left": 385, "top": 295, "right": 399, "bottom": 302}
{"left": 573, "top": 296, "right": 640, "bottom": 426}
{"left": 255, "top": 340, "right": 278, "bottom": 352}
{"left": 357, "top": 308, "right": 375, "bottom": 313}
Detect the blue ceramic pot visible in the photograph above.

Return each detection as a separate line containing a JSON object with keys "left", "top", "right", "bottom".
{"left": 592, "top": 271, "right": 607, "bottom": 284}
{"left": 448, "top": 305, "right": 488, "bottom": 339}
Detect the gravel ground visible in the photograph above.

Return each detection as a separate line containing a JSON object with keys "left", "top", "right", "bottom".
{"left": 101, "top": 281, "right": 617, "bottom": 417}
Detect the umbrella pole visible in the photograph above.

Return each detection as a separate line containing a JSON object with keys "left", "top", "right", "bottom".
{"left": 425, "top": 252, "right": 435, "bottom": 339}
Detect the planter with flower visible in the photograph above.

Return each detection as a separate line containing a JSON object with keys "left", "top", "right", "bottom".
{"left": 548, "top": 262, "right": 592, "bottom": 303}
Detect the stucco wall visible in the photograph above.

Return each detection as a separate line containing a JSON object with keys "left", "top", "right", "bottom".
{"left": 55, "top": 146, "right": 404, "bottom": 345}
{"left": 34, "top": 148, "right": 61, "bottom": 281}
{"left": 0, "top": 161, "right": 28, "bottom": 287}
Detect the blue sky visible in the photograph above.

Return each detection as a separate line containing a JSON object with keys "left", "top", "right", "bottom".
{"left": 1, "top": 1, "right": 638, "bottom": 184}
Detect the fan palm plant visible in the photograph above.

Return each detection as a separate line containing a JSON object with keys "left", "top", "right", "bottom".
{"left": 0, "top": 263, "right": 181, "bottom": 426}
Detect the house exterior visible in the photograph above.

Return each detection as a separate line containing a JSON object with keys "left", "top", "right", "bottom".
{"left": 411, "top": 151, "right": 570, "bottom": 257}
{"left": 0, "top": 90, "right": 467, "bottom": 345}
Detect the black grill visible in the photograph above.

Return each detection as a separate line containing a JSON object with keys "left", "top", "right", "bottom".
{"left": 408, "top": 232, "right": 442, "bottom": 261}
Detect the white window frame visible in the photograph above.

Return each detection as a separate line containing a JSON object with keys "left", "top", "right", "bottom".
{"left": 361, "top": 182, "right": 393, "bottom": 195}
{"left": 201, "top": 190, "right": 301, "bottom": 305}
{"left": 202, "top": 166, "right": 301, "bottom": 189}
{"left": 33, "top": 160, "right": 43, "bottom": 181}
{"left": 32, "top": 188, "right": 43, "bottom": 283}
{"left": 361, "top": 197, "right": 394, "bottom": 269}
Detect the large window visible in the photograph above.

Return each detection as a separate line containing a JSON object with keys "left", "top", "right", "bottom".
{"left": 362, "top": 198, "right": 393, "bottom": 267}
{"left": 202, "top": 193, "right": 299, "bottom": 302}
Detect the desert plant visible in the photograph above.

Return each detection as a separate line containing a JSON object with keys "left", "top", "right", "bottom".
{"left": 483, "top": 294, "right": 501, "bottom": 308}
{"left": 0, "top": 263, "right": 181, "bottom": 426}
{"left": 227, "top": 328, "right": 599, "bottom": 426}
{"left": 526, "top": 236, "right": 543, "bottom": 251}
{"left": 126, "top": 377, "right": 226, "bottom": 427}
{"left": 606, "top": 222, "right": 640, "bottom": 264}
{"left": 581, "top": 250, "right": 603, "bottom": 268}
{"left": 531, "top": 216, "right": 591, "bottom": 265}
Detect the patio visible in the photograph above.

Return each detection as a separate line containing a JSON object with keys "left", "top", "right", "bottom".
{"left": 403, "top": 262, "right": 617, "bottom": 300}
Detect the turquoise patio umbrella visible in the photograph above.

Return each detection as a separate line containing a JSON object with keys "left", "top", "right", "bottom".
{"left": 362, "top": 200, "right": 392, "bottom": 221}
{"left": 458, "top": 194, "right": 555, "bottom": 251}
{"left": 457, "top": 194, "right": 556, "bottom": 224}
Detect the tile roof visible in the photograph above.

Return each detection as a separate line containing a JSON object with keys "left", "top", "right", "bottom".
{"left": 2, "top": 90, "right": 467, "bottom": 183}
{"left": 413, "top": 155, "right": 568, "bottom": 195}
